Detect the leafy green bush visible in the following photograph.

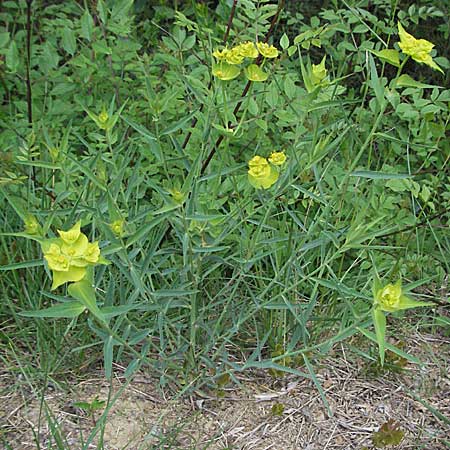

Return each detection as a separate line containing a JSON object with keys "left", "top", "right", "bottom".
{"left": 0, "top": 0, "right": 448, "bottom": 396}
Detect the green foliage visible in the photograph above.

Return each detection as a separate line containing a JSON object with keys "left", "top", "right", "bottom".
{"left": 0, "top": 0, "right": 448, "bottom": 423}
{"left": 372, "top": 420, "right": 405, "bottom": 447}
{"left": 73, "top": 396, "right": 106, "bottom": 413}
{"left": 271, "top": 402, "right": 285, "bottom": 416}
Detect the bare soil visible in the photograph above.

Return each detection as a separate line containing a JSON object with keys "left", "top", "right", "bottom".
{"left": 1, "top": 331, "right": 449, "bottom": 450}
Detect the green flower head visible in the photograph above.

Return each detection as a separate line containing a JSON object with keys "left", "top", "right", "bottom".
{"left": 110, "top": 219, "right": 125, "bottom": 237}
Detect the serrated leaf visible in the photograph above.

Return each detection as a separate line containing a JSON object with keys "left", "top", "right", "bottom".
{"left": 97, "top": 0, "right": 108, "bottom": 24}
{"left": 111, "top": 0, "right": 133, "bottom": 20}
{"left": 80, "top": 9, "right": 94, "bottom": 41}
{"left": 61, "top": 26, "right": 76, "bottom": 55}
{"left": 0, "top": 31, "right": 10, "bottom": 48}
{"left": 5, "top": 40, "right": 19, "bottom": 72}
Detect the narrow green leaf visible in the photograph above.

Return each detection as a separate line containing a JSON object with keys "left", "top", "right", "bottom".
{"left": 122, "top": 116, "right": 156, "bottom": 141}
{"left": 160, "top": 110, "right": 197, "bottom": 136}
{"left": 68, "top": 280, "right": 104, "bottom": 321}
{"left": 0, "top": 259, "right": 43, "bottom": 271}
{"left": 66, "top": 154, "right": 107, "bottom": 191}
{"left": 19, "top": 301, "right": 86, "bottom": 318}
{"left": 125, "top": 214, "right": 170, "bottom": 247}
{"left": 303, "top": 354, "right": 332, "bottom": 416}
{"left": 405, "top": 388, "right": 450, "bottom": 425}
{"left": 372, "top": 308, "right": 386, "bottom": 365}
{"left": 151, "top": 289, "right": 198, "bottom": 298}
{"left": 358, "top": 326, "right": 422, "bottom": 365}
{"left": 15, "top": 160, "right": 62, "bottom": 169}
{"left": 104, "top": 335, "right": 114, "bottom": 379}
{"left": 124, "top": 358, "right": 140, "bottom": 378}
{"left": 99, "top": 304, "right": 139, "bottom": 319}
{"left": 368, "top": 53, "right": 385, "bottom": 107}
{"left": 372, "top": 272, "right": 382, "bottom": 299}
{"left": 397, "top": 295, "right": 434, "bottom": 310}
{"left": 350, "top": 171, "right": 411, "bottom": 180}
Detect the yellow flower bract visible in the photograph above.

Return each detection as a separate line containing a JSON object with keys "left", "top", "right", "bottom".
{"left": 235, "top": 42, "right": 258, "bottom": 59}
{"left": 311, "top": 56, "right": 327, "bottom": 85}
{"left": 43, "top": 221, "right": 104, "bottom": 290}
{"left": 212, "top": 41, "right": 280, "bottom": 82}
{"left": 376, "top": 282, "right": 402, "bottom": 311}
{"left": 248, "top": 155, "right": 279, "bottom": 189}
{"left": 225, "top": 48, "right": 244, "bottom": 65}
{"left": 212, "top": 62, "right": 240, "bottom": 80}
{"left": 256, "top": 42, "right": 279, "bottom": 58}
{"left": 397, "top": 22, "right": 443, "bottom": 74}
{"left": 244, "top": 64, "right": 268, "bottom": 82}
{"left": 268, "top": 151, "right": 287, "bottom": 166}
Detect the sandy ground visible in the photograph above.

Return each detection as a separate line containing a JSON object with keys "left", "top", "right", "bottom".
{"left": 1, "top": 331, "right": 449, "bottom": 450}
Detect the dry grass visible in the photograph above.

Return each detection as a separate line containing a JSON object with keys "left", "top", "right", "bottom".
{"left": 1, "top": 330, "right": 449, "bottom": 450}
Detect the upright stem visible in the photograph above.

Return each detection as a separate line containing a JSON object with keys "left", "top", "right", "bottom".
{"left": 200, "top": 0, "right": 285, "bottom": 175}
{"left": 180, "top": 0, "right": 238, "bottom": 153}
{"left": 26, "top": 0, "right": 33, "bottom": 126}
{"left": 223, "top": 0, "right": 238, "bottom": 44}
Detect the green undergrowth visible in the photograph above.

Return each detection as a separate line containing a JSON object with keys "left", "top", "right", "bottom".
{"left": 0, "top": 0, "right": 449, "bottom": 448}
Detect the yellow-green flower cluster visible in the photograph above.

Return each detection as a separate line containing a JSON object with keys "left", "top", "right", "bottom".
{"left": 374, "top": 279, "right": 433, "bottom": 312}
{"left": 212, "top": 41, "right": 279, "bottom": 82}
{"left": 42, "top": 221, "right": 107, "bottom": 290}
{"left": 375, "top": 281, "right": 402, "bottom": 312}
{"left": 23, "top": 215, "right": 41, "bottom": 235}
{"left": 397, "top": 22, "right": 443, "bottom": 74}
{"left": 247, "top": 151, "right": 286, "bottom": 189}
{"left": 372, "top": 277, "right": 434, "bottom": 366}
{"left": 109, "top": 219, "right": 125, "bottom": 237}
{"left": 311, "top": 56, "right": 328, "bottom": 85}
